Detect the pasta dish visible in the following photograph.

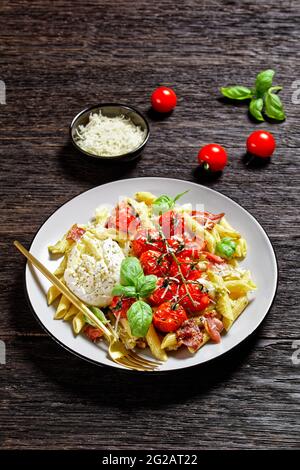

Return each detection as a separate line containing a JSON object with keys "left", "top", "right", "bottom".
{"left": 47, "top": 190, "right": 256, "bottom": 361}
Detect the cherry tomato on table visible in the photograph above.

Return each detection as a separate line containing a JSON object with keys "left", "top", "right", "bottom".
{"left": 153, "top": 301, "right": 187, "bottom": 333}
{"left": 151, "top": 86, "right": 177, "bottom": 113}
{"left": 246, "top": 130, "right": 276, "bottom": 158}
{"left": 140, "top": 250, "right": 170, "bottom": 277}
{"left": 149, "top": 278, "right": 179, "bottom": 306}
{"left": 179, "top": 284, "right": 210, "bottom": 313}
{"left": 197, "top": 144, "right": 228, "bottom": 172}
{"left": 110, "top": 296, "right": 135, "bottom": 318}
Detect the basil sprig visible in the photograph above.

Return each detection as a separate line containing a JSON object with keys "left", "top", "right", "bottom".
{"left": 112, "top": 257, "right": 157, "bottom": 337}
{"left": 152, "top": 191, "right": 189, "bottom": 215}
{"left": 220, "top": 69, "right": 285, "bottom": 121}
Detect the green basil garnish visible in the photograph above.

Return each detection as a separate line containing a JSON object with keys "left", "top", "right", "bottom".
{"left": 127, "top": 300, "right": 153, "bottom": 337}
{"left": 152, "top": 191, "right": 188, "bottom": 215}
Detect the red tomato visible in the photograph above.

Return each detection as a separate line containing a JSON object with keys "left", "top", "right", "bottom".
{"left": 246, "top": 130, "right": 276, "bottom": 158}
{"left": 177, "top": 248, "right": 201, "bottom": 260}
{"left": 84, "top": 325, "right": 103, "bottom": 342}
{"left": 109, "top": 296, "right": 135, "bottom": 318}
{"left": 66, "top": 224, "right": 86, "bottom": 242}
{"left": 140, "top": 250, "right": 170, "bottom": 277}
{"left": 153, "top": 302, "right": 187, "bottom": 333}
{"left": 107, "top": 202, "right": 140, "bottom": 234}
{"left": 197, "top": 144, "right": 228, "bottom": 172}
{"left": 149, "top": 278, "right": 179, "bottom": 306}
{"left": 166, "top": 237, "right": 185, "bottom": 253}
{"left": 169, "top": 255, "right": 194, "bottom": 279}
{"left": 186, "top": 270, "right": 203, "bottom": 281}
{"left": 151, "top": 86, "right": 177, "bottom": 113}
{"left": 179, "top": 284, "right": 210, "bottom": 313}
{"left": 159, "top": 211, "right": 185, "bottom": 238}
{"left": 132, "top": 228, "right": 163, "bottom": 257}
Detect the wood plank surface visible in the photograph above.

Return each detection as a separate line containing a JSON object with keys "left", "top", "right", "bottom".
{"left": 0, "top": 0, "right": 299, "bottom": 450}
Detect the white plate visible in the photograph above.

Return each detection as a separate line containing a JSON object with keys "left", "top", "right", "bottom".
{"left": 25, "top": 177, "right": 278, "bottom": 372}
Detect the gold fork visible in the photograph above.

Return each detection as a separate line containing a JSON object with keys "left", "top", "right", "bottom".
{"left": 14, "top": 241, "right": 161, "bottom": 372}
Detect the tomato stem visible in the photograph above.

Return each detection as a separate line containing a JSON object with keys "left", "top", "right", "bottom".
{"left": 157, "top": 226, "right": 196, "bottom": 307}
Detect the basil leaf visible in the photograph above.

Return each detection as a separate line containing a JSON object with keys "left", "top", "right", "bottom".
{"left": 120, "top": 257, "right": 143, "bottom": 286}
{"left": 152, "top": 191, "right": 189, "bottom": 215}
{"left": 137, "top": 275, "right": 157, "bottom": 298}
{"left": 220, "top": 86, "right": 253, "bottom": 100}
{"left": 264, "top": 88, "right": 286, "bottom": 121}
{"left": 152, "top": 195, "right": 173, "bottom": 215}
{"left": 249, "top": 97, "right": 264, "bottom": 121}
{"left": 173, "top": 190, "right": 189, "bottom": 203}
{"left": 127, "top": 300, "right": 153, "bottom": 337}
{"left": 255, "top": 69, "right": 274, "bottom": 96}
{"left": 112, "top": 284, "right": 137, "bottom": 298}
{"left": 85, "top": 306, "right": 109, "bottom": 326}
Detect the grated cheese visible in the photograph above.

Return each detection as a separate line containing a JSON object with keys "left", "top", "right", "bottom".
{"left": 75, "top": 111, "right": 147, "bottom": 157}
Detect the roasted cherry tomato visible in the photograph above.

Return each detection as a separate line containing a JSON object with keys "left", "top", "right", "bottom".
{"left": 197, "top": 144, "right": 228, "bottom": 172}
{"left": 153, "top": 302, "right": 187, "bottom": 333}
{"left": 169, "top": 254, "right": 195, "bottom": 279}
{"left": 159, "top": 210, "right": 185, "bottom": 238}
{"left": 140, "top": 250, "right": 170, "bottom": 277}
{"left": 177, "top": 248, "right": 201, "bottom": 260}
{"left": 149, "top": 278, "right": 179, "bottom": 306}
{"left": 151, "top": 86, "right": 177, "bottom": 113}
{"left": 246, "top": 130, "right": 276, "bottom": 158}
{"left": 106, "top": 201, "right": 140, "bottom": 234}
{"left": 179, "top": 284, "right": 210, "bottom": 313}
{"left": 186, "top": 270, "right": 203, "bottom": 281}
{"left": 132, "top": 228, "right": 163, "bottom": 257}
{"left": 166, "top": 237, "right": 185, "bottom": 253}
{"left": 84, "top": 325, "right": 103, "bottom": 342}
{"left": 110, "top": 296, "right": 135, "bottom": 318}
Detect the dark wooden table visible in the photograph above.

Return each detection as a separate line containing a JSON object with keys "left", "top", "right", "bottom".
{"left": 1, "top": 0, "right": 299, "bottom": 450}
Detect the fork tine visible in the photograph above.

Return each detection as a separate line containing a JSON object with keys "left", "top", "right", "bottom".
{"left": 116, "top": 357, "right": 151, "bottom": 371}
{"left": 125, "top": 353, "right": 159, "bottom": 370}
{"left": 127, "top": 350, "right": 162, "bottom": 367}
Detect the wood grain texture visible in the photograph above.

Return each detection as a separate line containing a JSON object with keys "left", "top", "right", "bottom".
{"left": 0, "top": 0, "right": 299, "bottom": 450}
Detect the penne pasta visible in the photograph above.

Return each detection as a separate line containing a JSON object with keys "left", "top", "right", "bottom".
{"left": 53, "top": 255, "right": 67, "bottom": 277}
{"left": 161, "top": 332, "right": 178, "bottom": 350}
{"left": 146, "top": 324, "right": 168, "bottom": 361}
{"left": 47, "top": 285, "right": 61, "bottom": 305}
{"left": 72, "top": 312, "right": 86, "bottom": 334}
{"left": 48, "top": 235, "right": 71, "bottom": 255}
{"left": 134, "top": 191, "right": 157, "bottom": 205}
{"left": 63, "top": 304, "right": 79, "bottom": 321}
{"left": 232, "top": 296, "right": 249, "bottom": 321}
{"left": 54, "top": 295, "right": 71, "bottom": 320}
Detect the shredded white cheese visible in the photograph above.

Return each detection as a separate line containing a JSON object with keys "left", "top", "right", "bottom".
{"left": 75, "top": 111, "right": 147, "bottom": 157}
